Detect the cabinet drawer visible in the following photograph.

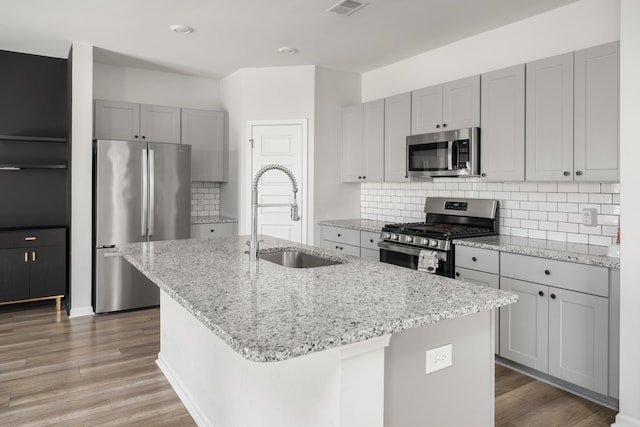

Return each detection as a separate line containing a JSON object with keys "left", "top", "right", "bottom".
{"left": 191, "top": 223, "right": 235, "bottom": 239}
{"left": 13, "top": 228, "right": 66, "bottom": 248}
{"left": 500, "top": 252, "right": 608, "bottom": 297}
{"left": 454, "top": 267, "right": 499, "bottom": 289}
{"left": 455, "top": 246, "right": 499, "bottom": 274}
{"left": 360, "top": 231, "right": 381, "bottom": 250}
{"left": 321, "top": 239, "right": 360, "bottom": 257}
{"left": 361, "top": 247, "right": 380, "bottom": 260}
{"left": 321, "top": 226, "right": 360, "bottom": 246}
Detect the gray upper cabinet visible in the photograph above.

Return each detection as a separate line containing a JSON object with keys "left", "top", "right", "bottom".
{"left": 480, "top": 65, "right": 525, "bottom": 181}
{"left": 182, "top": 109, "right": 226, "bottom": 182}
{"left": 384, "top": 93, "right": 411, "bottom": 182}
{"left": 341, "top": 100, "right": 384, "bottom": 183}
{"left": 94, "top": 100, "right": 180, "bottom": 144}
{"left": 574, "top": 42, "right": 620, "bottom": 182}
{"left": 411, "top": 75, "right": 480, "bottom": 135}
{"left": 526, "top": 53, "right": 575, "bottom": 181}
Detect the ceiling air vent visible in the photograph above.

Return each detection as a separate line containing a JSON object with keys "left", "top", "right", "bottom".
{"left": 327, "top": 0, "right": 368, "bottom": 16}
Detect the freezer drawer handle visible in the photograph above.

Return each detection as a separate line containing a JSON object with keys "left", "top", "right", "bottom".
{"left": 103, "top": 252, "right": 121, "bottom": 258}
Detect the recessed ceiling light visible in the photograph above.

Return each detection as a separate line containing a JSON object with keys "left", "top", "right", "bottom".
{"left": 278, "top": 46, "right": 298, "bottom": 54}
{"left": 170, "top": 24, "right": 194, "bottom": 34}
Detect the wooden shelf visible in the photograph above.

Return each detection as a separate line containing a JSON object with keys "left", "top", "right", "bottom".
{"left": 0, "top": 163, "right": 67, "bottom": 170}
{"left": 0, "top": 135, "right": 68, "bottom": 143}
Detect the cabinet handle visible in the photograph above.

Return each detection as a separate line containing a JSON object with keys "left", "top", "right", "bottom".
{"left": 550, "top": 293, "right": 556, "bottom": 299}
{"left": 362, "top": 176, "right": 366, "bottom": 179}
{"left": 455, "top": 272, "right": 460, "bottom": 277}
{"left": 24, "top": 252, "right": 28, "bottom": 263}
{"left": 481, "top": 173, "right": 486, "bottom": 178}
{"left": 436, "top": 124, "right": 441, "bottom": 129}
{"left": 472, "top": 256, "right": 477, "bottom": 262}
{"left": 142, "top": 135, "right": 146, "bottom": 140}
{"left": 575, "top": 171, "right": 583, "bottom": 176}
{"left": 134, "top": 134, "right": 139, "bottom": 139}
{"left": 358, "top": 176, "right": 362, "bottom": 179}
{"left": 538, "top": 291, "right": 544, "bottom": 297}
{"left": 337, "top": 233, "right": 341, "bottom": 237}
{"left": 335, "top": 245, "right": 339, "bottom": 249}
{"left": 544, "top": 269, "right": 550, "bottom": 275}
{"left": 563, "top": 171, "right": 570, "bottom": 176}
{"left": 24, "top": 236, "right": 37, "bottom": 241}
{"left": 340, "top": 246, "right": 343, "bottom": 250}
{"left": 370, "top": 239, "right": 374, "bottom": 243}
{"left": 32, "top": 251, "right": 36, "bottom": 262}
{"left": 442, "top": 123, "right": 447, "bottom": 128}
{"left": 210, "top": 229, "right": 215, "bottom": 233}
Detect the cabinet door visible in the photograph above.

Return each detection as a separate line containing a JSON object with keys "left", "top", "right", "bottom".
{"left": 548, "top": 287, "right": 608, "bottom": 394}
{"left": 442, "top": 75, "right": 480, "bottom": 130}
{"left": 362, "top": 100, "right": 384, "bottom": 182}
{"left": 384, "top": 93, "right": 411, "bottom": 182}
{"left": 574, "top": 42, "right": 620, "bottom": 182}
{"left": 29, "top": 246, "right": 66, "bottom": 298}
{"left": 0, "top": 248, "right": 30, "bottom": 302}
{"left": 499, "top": 277, "right": 549, "bottom": 372}
{"left": 480, "top": 65, "right": 525, "bottom": 181}
{"left": 182, "top": 109, "right": 226, "bottom": 182}
{"left": 341, "top": 104, "right": 364, "bottom": 182}
{"left": 140, "top": 104, "right": 181, "bottom": 144}
{"left": 411, "top": 85, "right": 442, "bottom": 134}
{"left": 526, "top": 53, "right": 574, "bottom": 181}
{"left": 94, "top": 99, "right": 140, "bottom": 141}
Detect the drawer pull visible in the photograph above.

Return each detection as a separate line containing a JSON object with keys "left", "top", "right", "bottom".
{"left": 32, "top": 251, "right": 36, "bottom": 262}
{"left": 455, "top": 272, "right": 460, "bottom": 277}
{"left": 24, "top": 252, "right": 28, "bottom": 263}
{"left": 472, "top": 257, "right": 477, "bottom": 262}
{"left": 550, "top": 293, "right": 557, "bottom": 299}
{"left": 210, "top": 229, "right": 215, "bottom": 233}
{"left": 337, "top": 233, "right": 341, "bottom": 237}
{"left": 370, "top": 239, "right": 374, "bottom": 243}
{"left": 24, "top": 236, "right": 37, "bottom": 241}
{"left": 538, "top": 291, "right": 544, "bottom": 297}
{"left": 544, "top": 269, "right": 550, "bottom": 275}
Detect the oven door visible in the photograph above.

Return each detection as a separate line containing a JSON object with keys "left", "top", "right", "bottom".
{"left": 378, "top": 241, "right": 453, "bottom": 277}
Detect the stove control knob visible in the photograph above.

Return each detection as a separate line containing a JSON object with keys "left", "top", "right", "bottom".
{"left": 391, "top": 233, "right": 399, "bottom": 241}
{"left": 430, "top": 240, "right": 439, "bottom": 248}
{"left": 383, "top": 232, "right": 392, "bottom": 240}
{"left": 421, "top": 238, "right": 430, "bottom": 246}
{"left": 406, "top": 236, "right": 414, "bottom": 243}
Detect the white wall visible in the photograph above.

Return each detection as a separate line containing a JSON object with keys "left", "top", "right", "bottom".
{"left": 362, "top": 0, "right": 620, "bottom": 101}
{"left": 312, "top": 67, "right": 361, "bottom": 244}
{"left": 68, "top": 43, "right": 94, "bottom": 317}
{"left": 220, "top": 66, "right": 315, "bottom": 237}
{"left": 93, "top": 62, "right": 222, "bottom": 109}
{"left": 615, "top": 1, "right": 640, "bottom": 425}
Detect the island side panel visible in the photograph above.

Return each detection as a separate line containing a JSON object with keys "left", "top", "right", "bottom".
{"left": 384, "top": 310, "right": 495, "bottom": 427}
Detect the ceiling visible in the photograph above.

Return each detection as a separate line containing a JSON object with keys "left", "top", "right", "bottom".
{"left": 0, "top": 0, "right": 578, "bottom": 79}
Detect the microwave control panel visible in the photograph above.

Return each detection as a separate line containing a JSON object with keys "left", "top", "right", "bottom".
{"left": 456, "top": 140, "right": 469, "bottom": 169}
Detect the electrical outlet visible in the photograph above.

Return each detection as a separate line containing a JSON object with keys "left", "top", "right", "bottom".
{"left": 425, "top": 344, "right": 452, "bottom": 374}
{"left": 582, "top": 208, "right": 598, "bottom": 226}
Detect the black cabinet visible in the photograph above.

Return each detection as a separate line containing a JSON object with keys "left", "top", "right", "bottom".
{"left": 0, "top": 228, "right": 66, "bottom": 307}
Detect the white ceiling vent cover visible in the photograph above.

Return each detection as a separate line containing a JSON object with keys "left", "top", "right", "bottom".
{"left": 327, "top": 0, "right": 368, "bottom": 16}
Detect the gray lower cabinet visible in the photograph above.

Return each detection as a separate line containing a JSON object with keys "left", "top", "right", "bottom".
{"left": 480, "top": 64, "right": 525, "bottom": 181}
{"left": 499, "top": 252, "right": 609, "bottom": 395}
{"left": 320, "top": 225, "right": 381, "bottom": 259}
{"left": 182, "top": 109, "right": 226, "bottom": 182}
{"left": 94, "top": 100, "right": 181, "bottom": 144}
{"left": 0, "top": 228, "right": 66, "bottom": 304}
{"left": 191, "top": 222, "right": 236, "bottom": 239}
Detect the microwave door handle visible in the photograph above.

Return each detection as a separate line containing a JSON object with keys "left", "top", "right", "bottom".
{"left": 447, "top": 141, "right": 454, "bottom": 170}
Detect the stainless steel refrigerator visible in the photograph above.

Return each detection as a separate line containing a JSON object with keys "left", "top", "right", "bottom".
{"left": 93, "top": 139, "right": 191, "bottom": 313}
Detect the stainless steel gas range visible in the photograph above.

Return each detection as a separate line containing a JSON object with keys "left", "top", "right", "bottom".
{"left": 378, "top": 197, "right": 498, "bottom": 277}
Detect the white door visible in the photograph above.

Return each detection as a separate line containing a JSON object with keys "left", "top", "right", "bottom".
{"left": 250, "top": 123, "right": 304, "bottom": 243}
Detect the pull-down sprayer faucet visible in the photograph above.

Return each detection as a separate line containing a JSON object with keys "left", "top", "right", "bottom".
{"left": 249, "top": 164, "right": 300, "bottom": 262}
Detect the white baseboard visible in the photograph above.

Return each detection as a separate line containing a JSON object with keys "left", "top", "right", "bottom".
{"left": 613, "top": 413, "right": 640, "bottom": 427}
{"left": 156, "top": 353, "right": 213, "bottom": 427}
{"left": 68, "top": 306, "right": 94, "bottom": 318}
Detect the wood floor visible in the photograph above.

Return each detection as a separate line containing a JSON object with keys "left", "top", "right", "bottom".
{"left": 1, "top": 302, "right": 618, "bottom": 426}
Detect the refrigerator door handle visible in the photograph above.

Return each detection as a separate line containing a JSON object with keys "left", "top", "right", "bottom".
{"left": 141, "top": 148, "right": 148, "bottom": 236}
{"left": 149, "top": 149, "right": 155, "bottom": 236}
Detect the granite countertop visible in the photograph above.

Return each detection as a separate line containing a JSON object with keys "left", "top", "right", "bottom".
{"left": 453, "top": 235, "right": 620, "bottom": 269}
{"left": 318, "top": 218, "right": 387, "bottom": 233}
{"left": 118, "top": 236, "right": 516, "bottom": 363}
{"left": 191, "top": 215, "right": 237, "bottom": 225}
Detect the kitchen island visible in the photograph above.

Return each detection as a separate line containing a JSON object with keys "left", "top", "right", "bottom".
{"left": 119, "top": 236, "right": 517, "bottom": 427}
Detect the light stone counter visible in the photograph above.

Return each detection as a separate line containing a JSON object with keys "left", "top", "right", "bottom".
{"left": 118, "top": 235, "right": 516, "bottom": 363}
{"left": 317, "top": 218, "right": 387, "bottom": 232}
{"left": 191, "top": 215, "right": 237, "bottom": 225}
{"left": 453, "top": 235, "right": 620, "bottom": 268}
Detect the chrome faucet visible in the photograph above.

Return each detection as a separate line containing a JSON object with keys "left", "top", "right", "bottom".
{"left": 250, "top": 164, "right": 300, "bottom": 262}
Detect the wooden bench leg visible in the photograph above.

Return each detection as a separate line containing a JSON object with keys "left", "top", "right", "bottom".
{"left": 56, "top": 297, "right": 61, "bottom": 311}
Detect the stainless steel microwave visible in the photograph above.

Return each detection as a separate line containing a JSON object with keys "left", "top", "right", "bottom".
{"left": 406, "top": 127, "right": 480, "bottom": 178}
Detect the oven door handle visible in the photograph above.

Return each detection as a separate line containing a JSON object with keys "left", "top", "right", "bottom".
{"left": 378, "top": 241, "right": 424, "bottom": 256}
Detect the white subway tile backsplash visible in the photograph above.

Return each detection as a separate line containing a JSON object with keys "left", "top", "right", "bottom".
{"left": 191, "top": 182, "right": 221, "bottom": 217}
{"left": 360, "top": 179, "right": 620, "bottom": 246}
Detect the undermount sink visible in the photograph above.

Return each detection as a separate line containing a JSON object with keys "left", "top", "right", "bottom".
{"left": 259, "top": 250, "right": 343, "bottom": 268}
